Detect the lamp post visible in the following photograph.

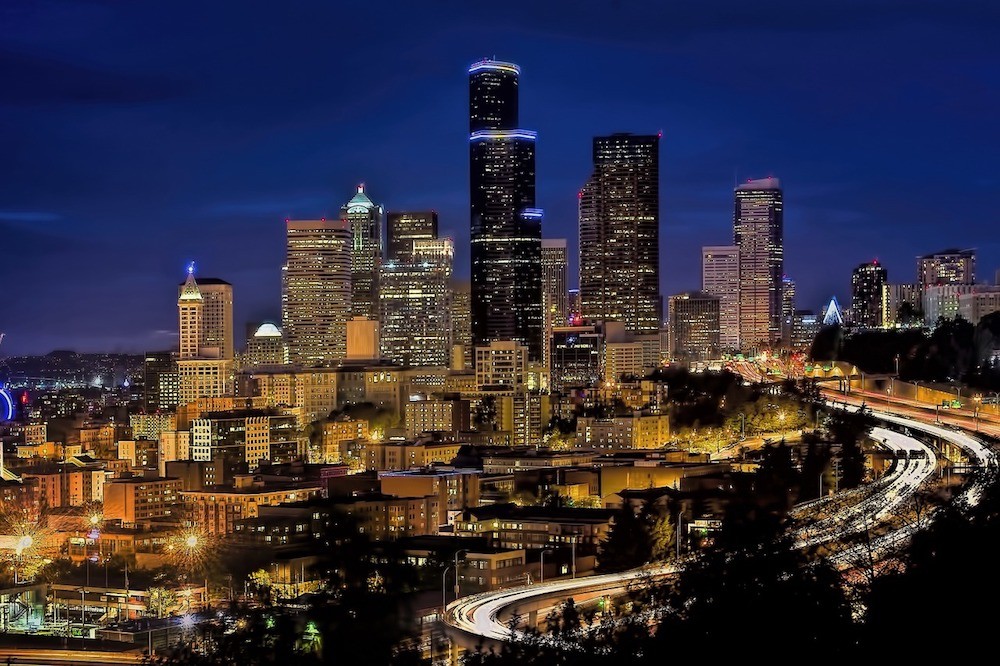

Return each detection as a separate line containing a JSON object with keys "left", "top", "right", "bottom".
{"left": 539, "top": 549, "right": 553, "bottom": 584}
{"left": 441, "top": 566, "right": 451, "bottom": 611}
{"left": 453, "top": 549, "right": 469, "bottom": 601}
{"left": 570, "top": 537, "right": 577, "bottom": 579}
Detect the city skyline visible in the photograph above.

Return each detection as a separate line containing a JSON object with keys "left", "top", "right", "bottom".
{"left": 3, "top": 1, "right": 1000, "bottom": 355}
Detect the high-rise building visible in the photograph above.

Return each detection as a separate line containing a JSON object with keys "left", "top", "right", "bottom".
{"left": 781, "top": 276, "right": 796, "bottom": 344}
{"left": 924, "top": 284, "right": 977, "bottom": 324}
{"left": 917, "top": 249, "right": 975, "bottom": 292}
{"left": 177, "top": 267, "right": 235, "bottom": 402}
{"left": 790, "top": 310, "right": 821, "bottom": 350}
{"left": 386, "top": 211, "right": 438, "bottom": 262}
{"left": 143, "top": 351, "right": 179, "bottom": 412}
{"left": 579, "top": 133, "right": 661, "bottom": 335}
{"left": 380, "top": 238, "right": 454, "bottom": 367}
{"left": 851, "top": 260, "right": 887, "bottom": 328}
{"left": 734, "top": 177, "right": 783, "bottom": 350}
{"left": 469, "top": 59, "right": 543, "bottom": 361}
{"left": 451, "top": 280, "right": 472, "bottom": 369}
{"left": 475, "top": 341, "right": 528, "bottom": 391}
{"left": 701, "top": 245, "right": 740, "bottom": 351}
{"left": 550, "top": 325, "right": 603, "bottom": 392}
{"left": 541, "top": 239, "right": 568, "bottom": 367}
{"left": 568, "top": 289, "right": 582, "bottom": 323}
{"left": 341, "top": 185, "right": 383, "bottom": 320}
{"left": 177, "top": 267, "right": 234, "bottom": 361}
{"left": 667, "top": 292, "right": 721, "bottom": 363}
{"left": 283, "top": 219, "right": 352, "bottom": 366}
{"left": 882, "top": 283, "right": 922, "bottom": 327}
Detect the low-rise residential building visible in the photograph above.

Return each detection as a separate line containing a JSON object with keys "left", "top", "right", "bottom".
{"left": 454, "top": 504, "right": 614, "bottom": 555}
{"left": 104, "top": 474, "right": 182, "bottom": 526}
{"left": 182, "top": 474, "right": 322, "bottom": 535}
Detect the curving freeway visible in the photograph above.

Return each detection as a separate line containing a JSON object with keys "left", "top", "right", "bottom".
{"left": 445, "top": 407, "right": 997, "bottom": 649}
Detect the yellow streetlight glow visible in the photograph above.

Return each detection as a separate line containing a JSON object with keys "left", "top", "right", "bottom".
{"left": 90, "top": 514, "right": 101, "bottom": 525}
{"left": 185, "top": 535, "right": 199, "bottom": 549}
{"left": 15, "top": 535, "right": 33, "bottom": 554}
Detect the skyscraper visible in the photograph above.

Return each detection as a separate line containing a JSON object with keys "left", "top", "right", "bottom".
{"left": 579, "top": 133, "right": 661, "bottom": 335}
{"left": 541, "top": 239, "right": 568, "bottom": 367}
{"left": 781, "top": 275, "right": 796, "bottom": 345}
{"left": 667, "top": 292, "right": 721, "bottom": 363}
{"left": 916, "top": 248, "right": 975, "bottom": 292}
{"left": 176, "top": 266, "right": 234, "bottom": 401}
{"left": 380, "top": 238, "right": 454, "bottom": 367}
{"left": 341, "top": 185, "right": 382, "bottom": 320}
{"left": 468, "top": 59, "right": 543, "bottom": 361}
{"left": 734, "top": 177, "right": 783, "bottom": 350}
{"left": 851, "top": 260, "right": 887, "bottom": 328}
{"left": 283, "top": 219, "right": 352, "bottom": 366}
{"left": 386, "top": 211, "right": 438, "bottom": 262}
{"left": 701, "top": 245, "right": 740, "bottom": 351}
{"left": 177, "top": 267, "right": 234, "bottom": 361}
{"left": 451, "top": 279, "right": 472, "bottom": 369}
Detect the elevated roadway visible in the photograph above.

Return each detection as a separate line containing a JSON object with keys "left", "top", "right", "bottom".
{"left": 445, "top": 408, "right": 996, "bottom": 650}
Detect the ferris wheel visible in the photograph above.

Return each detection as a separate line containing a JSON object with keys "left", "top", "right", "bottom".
{"left": 0, "top": 332, "right": 12, "bottom": 420}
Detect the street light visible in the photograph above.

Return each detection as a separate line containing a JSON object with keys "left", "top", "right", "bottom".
{"left": 441, "top": 566, "right": 451, "bottom": 612}
{"left": 13, "top": 535, "right": 32, "bottom": 585}
{"left": 453, "top": 549, "right": 469, "bottom": 601}
{"left": 539, "top": 549, "right": 554, "bottom": 584}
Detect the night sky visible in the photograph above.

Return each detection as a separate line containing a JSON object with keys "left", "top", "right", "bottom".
{"left": 3, "top": 1, "right": 999, "bottom": 356}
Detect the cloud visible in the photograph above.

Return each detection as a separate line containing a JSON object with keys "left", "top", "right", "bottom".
{"left": 0, "top": 47, "right": 189, "bottom": 106}
{"left": 0, "top": 211, "right": 61, "bottom": 222}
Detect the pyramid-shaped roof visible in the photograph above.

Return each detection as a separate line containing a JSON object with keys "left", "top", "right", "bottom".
{"left": 343, "top": 184, "right": 376, "bottom": 213}
{"left": 178, "top": 263, "right": 203, "bottom": 301}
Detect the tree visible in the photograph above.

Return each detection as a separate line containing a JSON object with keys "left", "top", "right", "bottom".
{"left": 825, "top": 404, "right": 874, "bottom": 489}
{"left": 473, "top": 396, "right": 498, "bottom": 431}
{"left": 598, "top": 504, "right": 650, "bottom": 572}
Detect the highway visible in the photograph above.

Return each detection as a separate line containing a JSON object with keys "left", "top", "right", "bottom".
{"left": 0, "top": 648, "right": 141, "bottom": 664}
{"left": 793, "top": 427, "right": 936, "bottom": 549}
{"left": 444, "top": 406, "right": 997, "bottom": 649}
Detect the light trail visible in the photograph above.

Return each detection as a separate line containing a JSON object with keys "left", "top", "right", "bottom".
{"left": 445, "top": 405, "right": 997, "bottom": 648}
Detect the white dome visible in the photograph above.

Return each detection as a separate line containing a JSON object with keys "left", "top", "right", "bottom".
{"left": 254, "top": 323, "right": 282, "bottom": 338}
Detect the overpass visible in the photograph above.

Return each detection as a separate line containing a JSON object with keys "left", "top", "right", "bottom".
{"left": 444, "top": 407, "right": 996, "bottom": 650}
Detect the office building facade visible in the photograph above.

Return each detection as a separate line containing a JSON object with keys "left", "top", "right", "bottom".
{"left": 386, "top": 211, "right": 438, "bottom": 262}
{"left": 579, "top": 133, "right": 661, "bottom": 335}
{"left": 469, "top": 59, "right": 543, "bottom": 361}
{"left": 380, "top": 238, "right": 454, "bottom": 367}
{"left": 701, "top": 245, "right": 739, "bottom": 351}
{"left": 283, "top": 219, "right": 352, "bottom": 366}
{"left": 734, "top": 177, "right": 783, "bottom": 350}
{"left": 541, "top": 238, "right": 568, "bottom": 367}
{"left": 667, "top": 292, "right": 721, "bottom": 363}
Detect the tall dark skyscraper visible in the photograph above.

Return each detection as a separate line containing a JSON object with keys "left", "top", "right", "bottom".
{"left": 579, "top": 133, "right": 661, "bottom": 335}
{"left": 734, "top": 177, "right": 783, "bottom": 350}
{"left": 386, "top": 211, "right": 438, "bottom": 262}
{"left": 468, "top": 59, "right": 543, "bottom": 361}
{"left": 852, "top": 260, "right": 887, "bottom": 328}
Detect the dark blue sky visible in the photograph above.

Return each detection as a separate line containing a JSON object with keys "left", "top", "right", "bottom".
{"left": 3, "top": 1, "right": 999, "bottom": 356}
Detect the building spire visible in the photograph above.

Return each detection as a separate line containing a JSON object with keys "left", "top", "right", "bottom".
{"left": 179, "top": 263, "right": 202, "bottom": 301}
